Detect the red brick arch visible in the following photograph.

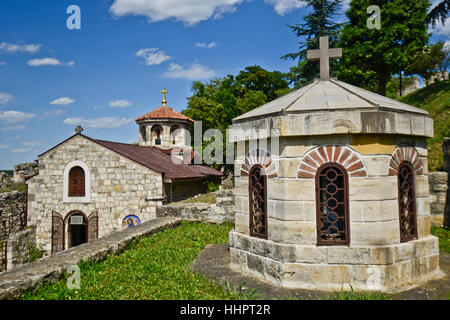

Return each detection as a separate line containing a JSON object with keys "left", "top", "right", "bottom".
{"left": 298, "top": 145, "right": 368, "bottom": 178}
{"left": 241, "top": 149, "right": 278, "bottom": 178}
{"left": 389, "top": 146, "right": 424, "bottom": 176}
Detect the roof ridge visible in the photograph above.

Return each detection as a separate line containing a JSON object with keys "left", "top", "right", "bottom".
{"left": 329, "top": 79, "right": 379, "bottom": 109}
{"left": 284, "top": 80, "right": 319, "bottom": 112}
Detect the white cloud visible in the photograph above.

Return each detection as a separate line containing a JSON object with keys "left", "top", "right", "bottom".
{"left": 0, "top": 61, "right": 7, "bottom": 66}
{"left": 135, "top": 48, "right": 171, "bottom": 66}
{"left": 0, "top": 92, "right": 13, "bottom": 105}
{"left": 22, "top": 141, "right": 41, "bottom": 147}
{"left": 43, "top": 109, "right": 64, "bottom": 117}
{"left": 63, "top": 117, "right": 133, "bottom": 129}
{"left": 264, "top": 0, "right": 306, "bottom": 16}
{"left": 0, "top": 145, "right": 8, "bottom": 149}
{"left": 164, "top": 63, "right": 216, "bottom": 80}
{"left": 50, "top": 97, "right": 75, "bottom": 106}
{"left": 434, "top": 17, "right": 450, "bottom": 35}
{"left": 0, "top": 42, "right": 42, "bottom": 54}
{"left": 0, "top": 125, "right": 26, "bottom": 131}
{"left": 110, "top": 0, "right": 243, "bottom": 25}
{"left": 0, "top": 110, "right": 36, "bottom": 124}
{"left": 109, "top": 99, "right": 133, "bottom": 108}
{"left": 12, "top": 148, "right": 31, "bottom": 153}
{"left": 195, "top": 42, "right": 217, "bottom": 48}
{"left": 27, "top": 58, "right": 75, "bottom": 67}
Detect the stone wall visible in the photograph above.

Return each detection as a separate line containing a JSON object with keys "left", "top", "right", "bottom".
{"left": 0, "top": 191, "right": 26, "bottom": 241}
{"left": 0, "top": 217, "right": 180, "bottom": 299}
{"left": 157, "top": 189, "right": 234, "bottom": 224}
{"left": 27, "top": 134, "right": 164, "bottom": 255}
{"left": 429, "top": 171, "right": 448, "bottom": 226}
{"left": 6, "top": 226, "right": 36, "bottom": 271}
{"left": 13, "top": 163, "right": 38, "bottom": 183}
{"left": 0, "top": 172, "right": 12, "bottom": 189}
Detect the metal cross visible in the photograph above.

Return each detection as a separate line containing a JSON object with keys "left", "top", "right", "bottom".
{"left": 306, "top": 36, "right": 342, "bottom": 80}
{"left": 161, "top": 88, "right": 168, "bottom": 105}
{"left": 75, "top": 125, "right": 83, "bottom": 134}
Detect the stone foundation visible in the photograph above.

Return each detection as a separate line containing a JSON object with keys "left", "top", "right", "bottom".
{"left": 229, "top": 231, "right": 442, "bottom": 292}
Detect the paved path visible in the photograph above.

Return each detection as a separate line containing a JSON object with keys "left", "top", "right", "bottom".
{"left": 0, "top": 217, "right": 181, "bottom": 300}
{"left": 191, "top": 244, "right": 450, "bottom": 300}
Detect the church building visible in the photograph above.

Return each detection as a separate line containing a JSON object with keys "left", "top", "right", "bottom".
{"left": 26, "top": 90, "right": 222, "bottom": 256}
{"left": 228, "top": 37, "right": 441, "bottom": 291}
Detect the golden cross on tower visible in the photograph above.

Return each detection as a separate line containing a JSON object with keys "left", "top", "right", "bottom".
{"left": 161, "top": 88, "right": 168, "bottom": 105}
{"left": 306, "top": 36, "right": 342, "bottom": 80}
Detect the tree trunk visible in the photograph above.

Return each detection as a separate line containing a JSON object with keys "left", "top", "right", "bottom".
{"left": 377, "top": 73, "right": 388, "bottom": 96}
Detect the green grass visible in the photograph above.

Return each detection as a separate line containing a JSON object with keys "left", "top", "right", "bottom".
{"left": 22, "top": 221, "right": 252, "bottom": 300}
{"left": 431, "top": 226, "right": 450, "bottom": 253}
{"left": 180, "top": 192, "right": 216, "bottom": 204}
{"left": 330, "top": 286, "right": 390, "bottom": 300}
{"left": 0, "top": 182, "right": 27, "bottom": 194}
{"left": 397, "top": 80, "right": 450, "bottom": 171}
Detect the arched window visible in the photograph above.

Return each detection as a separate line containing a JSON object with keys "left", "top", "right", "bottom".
{"left": 170, "top": 125, "right": 180, "bottom": 145}
{"left": 249, "top": 165, "right": 268, "bottom": 239}
{"left": 315, "top": 163, "right": 350, "bottom": 245}
{"left": 397, "top": 162, "right": 418, "bottom": 242}
{"left": 68, "top": 166, "right": 85, "bottom": 197}
{"left": 151, "top": 125, "right": 163, "bottom": 145}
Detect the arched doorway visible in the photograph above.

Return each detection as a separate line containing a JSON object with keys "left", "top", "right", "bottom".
{"left": 66, "top": 211, "right": 88, "bottom": 248}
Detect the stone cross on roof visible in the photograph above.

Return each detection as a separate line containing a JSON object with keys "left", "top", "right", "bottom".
{"left": 306, "top": 36, "right": 342, "bottom": 80}
{"left": 161, "top": 88, "right": 168, "bottom": 105}
{"left": 75, "top": 125, "right": 83, "bottom": 134}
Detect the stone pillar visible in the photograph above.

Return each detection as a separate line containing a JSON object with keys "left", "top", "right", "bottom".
{"left": 443, "top": 138, "right": 450, "bottom": 228}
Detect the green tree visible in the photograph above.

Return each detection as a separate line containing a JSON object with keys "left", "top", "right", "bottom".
{"left": 182, "top": 66, "right": 290, "bottom": 172}
{"left": 282, "top": 0, "right": 344, "bottom": 88}
{"left": 426, "top": 0, "right": 449, "bottom": 28}
{"left": 406, "top": 41, "right": 446, "bottom": 86}
{"left": 338, "top": 0, "right": 430, "bottom": 96}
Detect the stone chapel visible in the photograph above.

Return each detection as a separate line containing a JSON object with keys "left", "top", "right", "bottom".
{"left": 228, "top": 37, "right": 441, "bottom": 291}
{"left": 26, "top": 90, "right": 222, "bottom": 256}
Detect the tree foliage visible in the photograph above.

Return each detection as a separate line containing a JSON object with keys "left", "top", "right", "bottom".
{"left": 426, "top": 0, "right": 450, "bottom": 28}
{"left": 338, "top": 0, "right": 430, "bottom": 96}
{"left": 406, "top": 41, "right": 447, "bottom": 86}
{"left": 182, "top": 66, "right": 290, "bottom": 170}
{"left": 282, "top": 0, "right": 344, "bottom": 88}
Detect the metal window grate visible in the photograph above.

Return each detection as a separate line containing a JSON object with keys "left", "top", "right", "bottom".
{"left": 316, "top": 163, "right": 350, "bottom": 246}
{"left": 249, "top": 165, "right": 268, "bottom": 239}
{"left": 398, "top": 162, "right": 418, "bottom": 242}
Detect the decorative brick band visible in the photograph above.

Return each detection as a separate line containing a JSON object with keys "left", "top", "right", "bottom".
{"left": 298, "top": 145, "right": 368, "bottom": 178}
{"left": 389, "top": 146, "right": 424, "bottom": 176}
{"left": 241, "top": 149, "right": 277, "bottom": 178}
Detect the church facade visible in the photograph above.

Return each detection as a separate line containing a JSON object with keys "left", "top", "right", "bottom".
{"left": 26, "top": 91, "right": 222, "bottom": 256}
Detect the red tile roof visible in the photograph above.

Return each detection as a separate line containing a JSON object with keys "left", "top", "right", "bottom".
{"left": 136, "top": 105, "right": 194, "bottom": 123}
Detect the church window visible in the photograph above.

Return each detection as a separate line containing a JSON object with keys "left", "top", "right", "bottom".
{"left": 170, "top": 125, "right": 180, "bottom": 145}
{"left": 397, "top": 162, "right": 418, "bottom": 242}
{"left": 316, "top": 163, "right": 350, "bottom": 245}
{"left": 151, "top": 125, "right": 163, "bottom": 146}
{"left": 249, "top": 165, "right": 268, "bottom": 239}
{"left": 68, "top": 166, "right": 85, "bottom": 197}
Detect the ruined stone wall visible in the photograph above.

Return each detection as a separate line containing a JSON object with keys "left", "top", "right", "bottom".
{"left": 0, "top": 172, "right": 12, "bottom": 189}
{"left": 6, "top": 226, "right": 36, "bottom": 271}
{"left": 429, "top": 172, "right": 448, "bottom": 226}
{"left": 0, "top": 191, "right": 26, "bottom": 241}
{"left": 157, "top": 189, "right": 234, "bottom": 224}
{"left": 27, "top": 135, "right": 163, "bottom": 255}
{"left": 13, "top": 163, "right": 38, "bottom": 183}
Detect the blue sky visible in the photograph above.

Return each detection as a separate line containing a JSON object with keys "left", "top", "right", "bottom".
{"left": 0, "top": 0, "right": 448, "bottom": 169}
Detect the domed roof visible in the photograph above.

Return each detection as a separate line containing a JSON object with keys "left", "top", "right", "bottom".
{"left": 135, "top": 105, "right": 194, "bottom": 123}
{"left": 233, "top": 79, "right": 428, "bottom": 123}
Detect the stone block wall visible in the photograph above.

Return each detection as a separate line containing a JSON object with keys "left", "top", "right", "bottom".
{"left": 0, "top": 172, "right": 12, "bottom": 189}
{"left": 0, "top": 191, "right": 26, "bottom": 241}
{"left": 13, "top": 163, "right": 38, "bottom": 183}
{"left": 157, "top": 189, "right": 234, "bottom": 224}
{"left": 27, "top": 135, "right": 164, "bottom": 255}
{"left": 428, "top": 171, "right": 448, "bottom": 226}
{"left": 6, "top": 226, "right": 36, "bottom": 271}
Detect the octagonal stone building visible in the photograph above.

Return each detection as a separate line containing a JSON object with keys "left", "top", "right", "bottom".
{"left": 228, "top": 78, "right": 442, "bottom": 291}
